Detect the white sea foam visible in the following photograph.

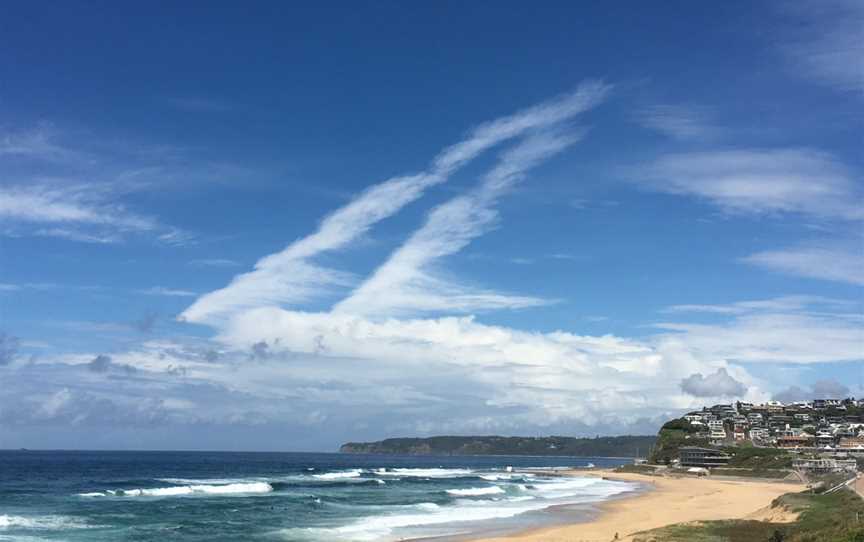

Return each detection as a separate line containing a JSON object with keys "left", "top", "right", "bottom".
{"left": 283, "top": 499, "right": 550, "bottom": 541}
{"left": 277, "top": 475, "right": 637, "bottom": 542}
{"left": 478, "top": 473, "right": 511, "bottom": 481}
{"left": 378, "top": 468, "right": 474, "bottom": 478}
{"left": 529, "top": 477, "right": 633, "bottom": 500}
{"left": 446, "top": 486, "right": 505, "bottom": 497}
{"left": 78, "top": 482, "right": 273, "bottom": 498}
{"left": 312, "top": 469, "right": 363, "bottom": 480}
{"left": 0, "top": 515, "right": 91, "bottom": 530}
{"left": 158, "top": 477, "right": 266, "bottom": 485}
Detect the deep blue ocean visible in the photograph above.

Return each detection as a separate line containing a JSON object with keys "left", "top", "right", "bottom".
{"left": 0, "top": 451, "right": 637, "bottom": 541}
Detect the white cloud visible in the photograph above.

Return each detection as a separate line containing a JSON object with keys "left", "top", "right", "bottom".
{"left": 334, "top": 130, "right": 578, "bottom": 317}
{"left": 655, "top": 297, "right": 863, "bottom": 364}
{"left": 778, "top": 0, "right": 864, "bottom": 92}
{"left": 0, "top": 183, "right": 155, "bottom": 229}
{"left": 189, "top": 258, "right": 240, "bottom": 267}
{"left": 775, "top": 379, "right": 852, "bottom": 402}
{"left": 680, "top": 368, "right": 747, "bottom": 397}
{"left": 181, "top": 81, "right": 610, "bottom": 324}
{"left": 138, "top": 287, "right": 198, "bottom": 297}
{"left": 0, "top": 282, "right": 58, "bottom": 292}
{"left": 0, "top": 123, "right": 90, "bottom": 163}
{"left": 633, "top": 148, "right": 862, "bottom": 220}
{"left": 742, "top": 244, "right": 864, "bottom": 285}
{"left": 0, "top": 182, "right": 193, "bottom": 244}
{"left": 24, "top": 290, "right": 856, "bottom": 441}
{"left": 635, "top": 104, "right": 719, "bottom": 141}
{"left": 666, "top": 295, "right": 856, "bottom": 315}
{"left": 180, "top": 303, "right": 776, "bottom": 433}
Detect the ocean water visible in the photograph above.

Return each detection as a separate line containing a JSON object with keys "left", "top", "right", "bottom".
{"left": 0, "top": 451, "right": 638, "bottom": 541}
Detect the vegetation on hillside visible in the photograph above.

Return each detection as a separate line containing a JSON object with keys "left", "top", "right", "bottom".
{"left": 648, "top": 420, "right": 797, "bottom": 474}
{"left": 648, "top": 417, "right": 709, "bottom": 464}
{"left": 340, "top": 435, "right": 656, "bottom": 457}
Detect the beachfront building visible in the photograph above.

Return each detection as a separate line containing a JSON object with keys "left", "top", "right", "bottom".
{"left": 793, "top": 458, "right": 857, "bottom": 474}
{"left": 679, "top": 447, "right": 732, "bottom": 468}
{"left": 777, "top": 435, "right": 815, "bottom": 449}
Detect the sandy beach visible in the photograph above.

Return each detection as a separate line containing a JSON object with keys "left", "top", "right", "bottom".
{"left": 471, "top": 469, "right": 806, "bottom": 542}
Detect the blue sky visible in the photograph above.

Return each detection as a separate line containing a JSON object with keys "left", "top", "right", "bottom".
{"left": 0, "top": 1, "right": 861, "bottom": 451}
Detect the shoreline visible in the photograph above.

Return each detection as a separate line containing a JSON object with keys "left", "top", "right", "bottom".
{"left": 459, "top": 468, "right": 805, "bottom": 542}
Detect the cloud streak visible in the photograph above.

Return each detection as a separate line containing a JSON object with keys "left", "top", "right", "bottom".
{"left": 656, "top": 296, "right": 863, "bottom": 364}
{"left": 632, "top": 148, "right": 862, "bottom": 220}
{"left": 635, "top": 104, "right": 720, "bottom": 141}
{"left": 0, "top": 182, "right": 195, "bottom": 245}
{"left": 182, "top": 81, "right": 610, "bottom": 324}
{"left": 139, "top": 287, "right": 198, "bottom": 297}
{"left": 335, "top": 130, "right": 579, "bottom": 316}
{"left": 742, "top": 243, "right": 864, "bottom": 286}
{"left": 777, "top": 0, "right": 864, "bottom": 92}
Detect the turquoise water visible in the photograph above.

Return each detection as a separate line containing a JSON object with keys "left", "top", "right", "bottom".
{"left": 0, "top": 451, "right": 637, "bottom": 541}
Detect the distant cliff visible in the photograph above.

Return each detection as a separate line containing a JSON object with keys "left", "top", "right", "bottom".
{"left": 339, "top": 435, "right": 656, "bottom": 457}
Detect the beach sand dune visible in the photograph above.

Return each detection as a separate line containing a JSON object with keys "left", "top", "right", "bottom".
{"left": 471, "top": 470, "right": 805, "bottom": 542}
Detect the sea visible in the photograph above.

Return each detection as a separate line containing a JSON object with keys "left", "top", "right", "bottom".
{"left": 0, "top": 450, "right": 640, "bottom": 541}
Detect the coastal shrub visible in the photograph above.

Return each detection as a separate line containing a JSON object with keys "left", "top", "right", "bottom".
{"left": 649, "top": 423, "right": 710, "bottom": 464}
{"left": 635, "top": 489, "right": 864, "bottom": 542}
{"left": 726, "top": 447, "right": 793, "bottom": 470}
{"left": 661, "top": 418, "right": 700, "bottom": 433}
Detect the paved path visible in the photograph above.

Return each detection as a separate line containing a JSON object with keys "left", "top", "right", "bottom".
{"left": 854, "top": 474, "right": 864, "bottom": 499}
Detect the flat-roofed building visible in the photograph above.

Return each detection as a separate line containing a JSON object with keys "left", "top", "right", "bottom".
{"left": 793, "top": 458, "right": 856, "bottom": 474}
{"left": 679, "top": 447, "right": 731, "bottom": 468}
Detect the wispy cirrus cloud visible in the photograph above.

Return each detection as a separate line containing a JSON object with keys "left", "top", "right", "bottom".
{"left": 634, "top": 104, "right": 720, "bottom": 141}
{"left": 0, "top": 122, "right": 255, "bottom": 245}
{"left": 665, "top": 295, "right": 857, "bottom": 315}
{"left": 742, "top": 243, "right": 864, "bottom": 286}
{"left": 181, "top": 81, "right": 611, "bottom": 324}
{"left": 334, "top": 130, "right": 579, "bottom": 316}
{"left": 632, "top": 148, "right": 862, "bottom": 220}
{"left": 189, "top": 258, "right": 241, "bottom": 268}
{"left": 776, "top": 0, "right": 864, "bottom": 93}
{"left": 0, "top": 332, "right": 19, "bottom": 366}
{"left": 655, "top": 296, "right": 863, "bottom": 364}
{"left": 0, "top": 123, "right": 92, "bottom": 164}
{"left": 0, "top": 182, "right": 194, "bottom": 245}
{"left": 138, "top": 286, "right": 198, "bottom": 297}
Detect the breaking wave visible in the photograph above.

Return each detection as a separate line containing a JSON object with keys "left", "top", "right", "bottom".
{"left": 78, "top": 482, "right": 273, "bottom": 498}
{"left": 446, "top": 486, "right": 505, "bottom": 496}
{"left": 0, "top": 515, "right": 92, "bottom": 530}
{"left": 312, "top": 469, "right": 363, "bottom": 480}
{"left": 375, "top": 468, "right": 474, "bottom": 478}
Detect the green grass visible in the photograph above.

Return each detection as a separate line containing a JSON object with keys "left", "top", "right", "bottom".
{"left": 631, "top": 488, "right": 864, "bottom": 542}
{"left": 632, "top": 520, "right": 780, "bottom": 542}
{"left": 778, "top": 489, "right": 864, "bottom": 540}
